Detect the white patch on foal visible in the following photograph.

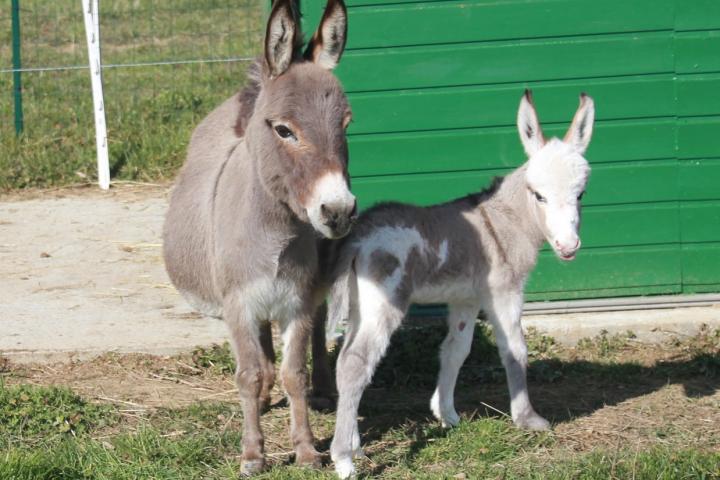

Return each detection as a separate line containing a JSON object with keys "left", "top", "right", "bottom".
{"left": 437, "top": 239, "right": 449, "bottom": 267}
{"left": 305, "top": 171, "right": 355, "bottom": 239}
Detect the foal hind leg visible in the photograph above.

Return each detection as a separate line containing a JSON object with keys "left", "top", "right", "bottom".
{"left": 279, "top": 317, "right": 320, "bottom": 467}
{"left": 331, "top": 289, "right": 405, "bottom": 479}
{"left": 258, "top": 322, "right": 276, "bottom": 411}
{"left": 310, "top": 303, "right": 335, "bottom": 411}
{"left": 226, "top": 301, "right": 266, "bottom": 475}
{"left": 485, "top": 290, "right": 549, "bottom": 431}
{"left": 431, "top": 303, "right": 479, "bottom": 428}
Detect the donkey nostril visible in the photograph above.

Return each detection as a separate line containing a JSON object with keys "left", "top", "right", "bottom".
{"left": 349, "top": 201, "right": 358, "bottom": 219}
{"left": 320, "top": 204, "right": 330, "bottom": 217}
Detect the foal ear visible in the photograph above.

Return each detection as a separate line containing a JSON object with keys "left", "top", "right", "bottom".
{"left": 517, "top": 89, "right": 546, "bottom": 157}
{"left": 265, "top": 0, "right": 301, "bottom": 78}
{"left": 564, "top": 93, "right": 595, "bottom": 154}
{"left": 304, "top": 0, "right": 348, "bottom": 70}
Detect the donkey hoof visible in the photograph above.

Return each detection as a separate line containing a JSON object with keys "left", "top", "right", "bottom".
{"left": 240, "top": 458, "right": 265, "bottom": 477}
{"left": 295, "top": 446, "right": 322, "bottom": 469}
{"left": 309, "top": 393, "right": 336, "bottom": 412}
{"left": 515, "top": 412, "right": 550, "bottom": 431}
{"left": 334, "top": 457, "right": 356, "bottom": 479}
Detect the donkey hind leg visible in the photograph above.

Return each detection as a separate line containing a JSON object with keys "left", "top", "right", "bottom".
{"left": 331, "top": 288, "right": 405, "bottom": 479}
{"left": 258, "top": 321, "right": 276, "bottom": 412}
{"left": 310, "top": 303, "right": 335, "bottom": 411}
{"left": 226, "top": 308, "right": 267, "bottom": 476}
{"left": 485, "top": 291, "right": 549, "bottom": 431}
{"left": 280, "top": 318, "right": 321, "bottom": 467}
{"left": 430, "top": 303, "right": 479, "bottom": 428}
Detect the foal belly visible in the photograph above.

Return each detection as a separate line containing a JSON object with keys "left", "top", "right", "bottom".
{"left": 411, "top": 280, "right": 476, "bottom": 305}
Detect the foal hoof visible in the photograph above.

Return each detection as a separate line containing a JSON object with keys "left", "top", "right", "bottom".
{"left": 430, "top": 391, "right": 460, "bottom": 428}
{"left": 240, "top": 458, "right": 265, "bottom": 477}
{"left": 309, "top": 393, "right": 336, "bottom": 412}
{"left": 514, "top": 411, "right": 550, "bottom": 431}
{"left": 334, "top": 457, "right": 356, "bottom": 479}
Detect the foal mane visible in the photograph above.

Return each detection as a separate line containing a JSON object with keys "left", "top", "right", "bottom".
{"left": 454, "top": 176, "right": 505, "bottom": 210}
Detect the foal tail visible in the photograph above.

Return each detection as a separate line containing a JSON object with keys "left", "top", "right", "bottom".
{"left": 326, "top": 248, "right": 358, "bottom": 338}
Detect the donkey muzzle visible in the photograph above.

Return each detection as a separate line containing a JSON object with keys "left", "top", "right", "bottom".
{"left": 320, "top": 200, "right": 357, "bottom": 238}
{"left": 306, "top": 172, "right": 357, "bottom": 239}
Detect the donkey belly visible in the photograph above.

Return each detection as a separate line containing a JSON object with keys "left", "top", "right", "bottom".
{"left": 163, "top": 94, "right": 243, "bottom": 317}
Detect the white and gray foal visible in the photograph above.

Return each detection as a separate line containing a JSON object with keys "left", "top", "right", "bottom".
{"left": 327, "top": 91, "right": 594, "bottom": 478}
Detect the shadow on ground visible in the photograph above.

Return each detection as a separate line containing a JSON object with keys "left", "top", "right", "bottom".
{"left": 313, "top": 322, "right": 720, "bottom": 474}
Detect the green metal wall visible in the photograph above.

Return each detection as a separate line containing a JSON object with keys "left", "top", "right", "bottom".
{"left": 302, "top": 0, "right": 720, "bottom": 302}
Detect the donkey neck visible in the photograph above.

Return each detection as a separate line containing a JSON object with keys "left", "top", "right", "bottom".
{"left": 220, "top": 140, "right": 313, "bottom": 247}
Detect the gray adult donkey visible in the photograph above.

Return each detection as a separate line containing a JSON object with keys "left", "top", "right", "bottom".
{"left": 163, "top": 0, "right": 355, "bottom": 474}
{"left": 327, "top": 91, "right": 595, "bottom": 478}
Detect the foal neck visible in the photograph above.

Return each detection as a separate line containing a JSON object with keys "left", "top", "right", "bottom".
{"left": 482, "top": 165, "right": 545, "bottom": 253}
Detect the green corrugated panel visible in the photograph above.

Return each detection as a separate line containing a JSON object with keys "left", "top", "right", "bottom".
{"left": 299, "top": 0, "right": 720, "bottom": 301}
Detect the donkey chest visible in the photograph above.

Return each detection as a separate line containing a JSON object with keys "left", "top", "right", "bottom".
{"left": 239, "top": 278, "right": 306, "bottom": 324}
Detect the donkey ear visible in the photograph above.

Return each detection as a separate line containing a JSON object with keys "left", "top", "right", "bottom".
{"left": 564, "top": 93, "right": 595, "bottom": 154}
{"left": 265, "top": 0, "right": 301, "bottom": 78}
{"left": 517, "top": 89, "right": 545, "bottom": 157}
{"left": 304, "top": 0, "right": 348, "bottom": 70}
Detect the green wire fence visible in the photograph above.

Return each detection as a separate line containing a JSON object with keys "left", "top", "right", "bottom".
{"left": 1, "top": 0, "right": 264, "bottom": 190}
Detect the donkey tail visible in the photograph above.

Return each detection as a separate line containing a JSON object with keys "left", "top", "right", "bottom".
{"left": 326, "top": 253, "right": 357, "bottom": 338}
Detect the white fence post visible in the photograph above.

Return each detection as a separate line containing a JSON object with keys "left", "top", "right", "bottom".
{"left": 82, "top": 0, "right": 110, "bottom": 190}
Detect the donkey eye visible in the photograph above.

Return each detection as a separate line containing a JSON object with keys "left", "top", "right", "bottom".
{"left": 274, "top": 125, "right": 296, "bottom": 140}
{"left": 533, "top": 191, "right": 547, "bottom": 203}
{"left": 577, "top": 191, "right": 585, "bottom": 201}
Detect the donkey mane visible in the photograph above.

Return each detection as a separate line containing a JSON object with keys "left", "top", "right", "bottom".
{"left": 233, "top": 58, "right": 264, "bottom": 137}
{"left": 233, "top": 0, "right": 307, "bottom": 138}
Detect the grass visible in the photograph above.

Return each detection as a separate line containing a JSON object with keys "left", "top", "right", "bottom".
{"left": 1, "top": 326, "right": 719, "bottom": 479}
{"left": 0, "top": 0, "right": 264, "bottom": 190}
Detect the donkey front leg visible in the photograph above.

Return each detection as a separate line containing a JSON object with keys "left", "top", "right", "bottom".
{"left": 226, "top": 307, "right": 267, "bottom": 475}
{"left": 431, "top": 303, "right": 479, "bottom": 428}
{"left": 258, "top": 321, "right": 276, "bottom": 411}
{"left": 485, "top": 291, "right": 549, "bottom": 431}
{"left": 280, "top": 318, "right": 321, "bottom": 467}
{"left": 310, "top": 303, "right": 336, "bottom": 411}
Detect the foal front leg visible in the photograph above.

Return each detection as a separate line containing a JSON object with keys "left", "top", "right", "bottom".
{"left": 485, "top": 290, "right": 549, "bottom": 431}
{"left": 431, "top": 303, "right": 479, "bottom": 428}
{"left": 280, "top": 317, "right": 321, "bottom": 467}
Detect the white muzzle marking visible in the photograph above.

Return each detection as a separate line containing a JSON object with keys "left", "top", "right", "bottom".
{"left": 306, "top": 171, "right": 355, "bottom": 239}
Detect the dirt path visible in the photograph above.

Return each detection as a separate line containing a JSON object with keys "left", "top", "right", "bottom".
{"left": 0, "top": 185, "right": 228, "bottom": 363}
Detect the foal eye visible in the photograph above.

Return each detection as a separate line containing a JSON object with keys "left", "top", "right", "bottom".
{"left": 577, "top": 191, "right": 585, "bottom": 201}
{"left": 533, "top": 191, "right": 547, "bottom": 203}
{"left": 273, "top": 125, "right": 296, "bottom": 140}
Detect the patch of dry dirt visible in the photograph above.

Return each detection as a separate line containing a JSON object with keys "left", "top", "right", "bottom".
{"left": 0, "top": 184, "right": 228, "bottom": 362}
